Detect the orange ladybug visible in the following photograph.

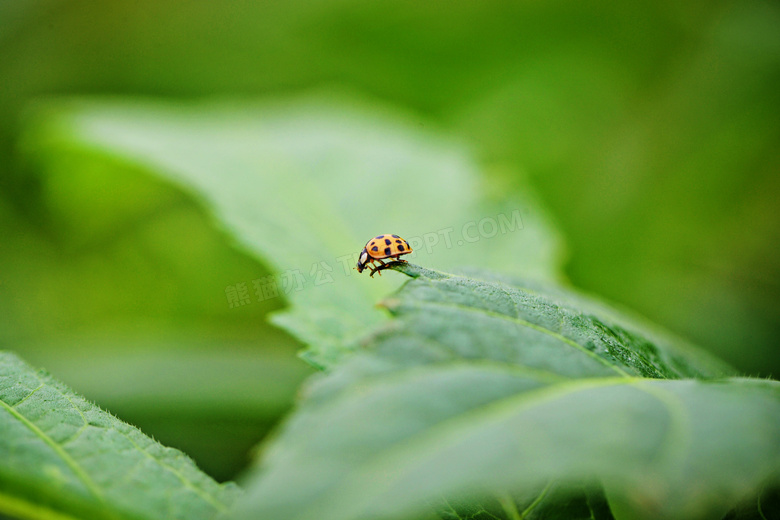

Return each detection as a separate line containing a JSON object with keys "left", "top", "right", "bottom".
{"left": 356, "top": 234, "right": 412, "bottom": 277}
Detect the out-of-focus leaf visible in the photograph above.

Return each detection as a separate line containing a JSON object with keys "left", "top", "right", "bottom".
{"left": 0, "top": 351, "right": 240, "bottom": 520}
{"left": 24, "top": 96, "right": 564, "bottom": 368}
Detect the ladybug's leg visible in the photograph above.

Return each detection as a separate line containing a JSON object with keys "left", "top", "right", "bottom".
{"left": 367, "top": 259, "right": 381, "bottom": 278}
{"left": 369, "top": 259, "right": 386, "bottom": 277}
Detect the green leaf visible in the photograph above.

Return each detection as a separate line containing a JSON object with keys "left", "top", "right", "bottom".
{"left": 24, "top": 95, "right": 564, "bottom": 369}
{"left": 231, "top": 267, "right": 779, "bottom": 520}
{"left": 0, "top": 351, "right": 239, "bottom": 520}
{"left": 365, "top": 263, "right": 735, "bottom": 380}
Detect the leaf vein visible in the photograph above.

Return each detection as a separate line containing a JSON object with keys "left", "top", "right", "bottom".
{"left": 403, "top": 298, "right": 630, "bottom": 377}
{"left": 519, "top": 480, "right": 553, "bottom": 519}
{"left": 10, "top": 383, "right": 45, "bottom": 409}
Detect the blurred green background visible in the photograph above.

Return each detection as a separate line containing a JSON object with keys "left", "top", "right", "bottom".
{"left": 1, "top": 0, "right": 778, "bottom": 482}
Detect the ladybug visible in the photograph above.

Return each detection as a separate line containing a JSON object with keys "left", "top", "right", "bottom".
{"left": 356, "top": 234, "right": 412, "bottom": 277}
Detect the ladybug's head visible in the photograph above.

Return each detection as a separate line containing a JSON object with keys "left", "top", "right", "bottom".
{"left": 355, "top": 248, "right": 369, "bottom": 273}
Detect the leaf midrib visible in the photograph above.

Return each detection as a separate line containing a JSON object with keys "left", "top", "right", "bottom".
{"left": 1, "top": 373, "right": 230, "bottom": 516}
{"left": 0, "top": 395, "right": 107, "bottom": 510}
{"left": 287, "top": 358, "right": 568, "bottom": 424}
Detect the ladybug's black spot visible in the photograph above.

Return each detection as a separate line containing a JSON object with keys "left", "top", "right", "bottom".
{"left": 398, "top": 245, "right": 405, "bottom": 252}
{"left": 384, "top": 238, "right": 391, "bottom": 245}
{"left": 384, "top": 247, "right": 392, "bottom": 256}
{"left": 395, "top": 239, "right": 402, "bottom": 243}
{"left": 371, "top": 246, "right": 379, "bottom": 252}
{"left": 392, "top": 234, "right": 400, "bottom": 238}
{"left": 375, "top": 235, "right": 384, "bottom": 239}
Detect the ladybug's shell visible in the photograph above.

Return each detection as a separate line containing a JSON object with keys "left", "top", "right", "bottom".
{"left": 364, "top": 234, "right": 412, "bottom": 259}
